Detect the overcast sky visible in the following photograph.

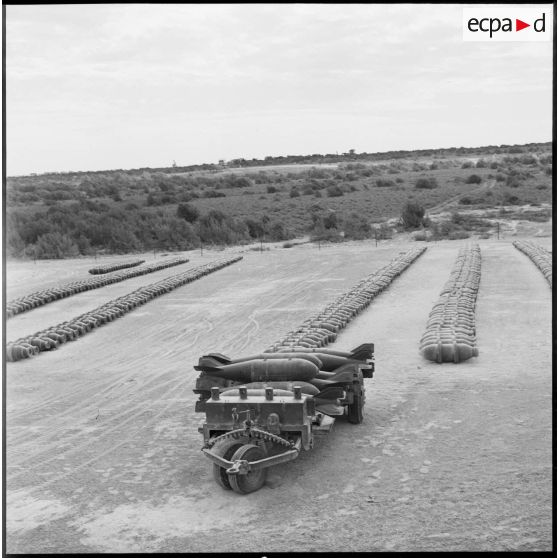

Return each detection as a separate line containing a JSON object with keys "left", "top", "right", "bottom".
{"left": 6, "top": 4, "right": 553, "bottom": 175}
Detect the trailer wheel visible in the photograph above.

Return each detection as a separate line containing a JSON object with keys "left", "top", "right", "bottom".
{"left": 228, "top": 444, "right": 267, "bottom": 494}
{"left": 348, "top": 385, "right": 365, "bottom": 424}
{"left": 212, "top": 439, "right": 244, "bottom": 490}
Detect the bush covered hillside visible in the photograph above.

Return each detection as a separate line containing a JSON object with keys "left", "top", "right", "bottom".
{"left": 6, "top": 142, "right": 552, "bottom": 258}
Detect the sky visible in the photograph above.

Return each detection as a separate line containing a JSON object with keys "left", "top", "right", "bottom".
{"left": 5, "top": 3, "right": 554, "bottom": 175}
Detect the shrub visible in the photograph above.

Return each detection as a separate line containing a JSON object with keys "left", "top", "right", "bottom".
{"left": 519, "top": 154, "right": 537, "bottom": 165}
{"left": 448, "top": 230, "right": 471, "bottom": 240}
{"left": 176, "top": 203, "right": 200, "bottom": 223}
{"left": 503, "top": 192, "right": 521, "bottom": 205}
{"left": 395, "top": 178, "right": 404, "bottom": 184}
{"left": 289, "top": 187, "right": 300, "bottom": 198}
{"left": 465, "top": 174, "right": 482, "bottom": 184}
{"left": 326, "top": 185, "right": 344, "bottom": 197}
{"left": 244, "top": 218, "right": 264, "bottom": 239}
{"left": 30, "top": 232, "right": 80, "bottom": 259}
{"left": 475, "top": 159, "right": 488, "bottom": 168}
{"left": 267, "top": 221, "right": 292, "bottom": 241}
{"left": 223, "top": 175, "right": 253, "bottom": 189}
{"left": 401, "top": 201, "right": 426, "bottom": 229}
{"left": 203, "top": 189, "right": 226, "bottom": 198}
{"left": 375, "top": 179, "right": 395, "bottom": 188}
{"left": 415, "top": 177, "right": 438, "bottom": 189}
{"left": 428, "top": 219, "right": 473, "bottom": 241}
{"left": 343, "top": 211, "right": 372, "bottom": 240}
{"left": 323, "top": 212, "right": 338, "bottom": 230}
{"left": 461, "top": 161, "right": 474, "bottom": 169}
{"left": 495, "top": 173, "right": 506, "bottom": 182}
{"left": 196, "top": 209, "right": 249, "bottom": 244}
{"left": 307, "top": 167, "right": 330, "bottom": 179}
{"left": 267, "top": 185, "right": 278, "bottom": 193}
{"left": 343, "top": 212, "right": 371, "bottom": 240}
{"left": 179, "top": 191, "right": 200, "bottom": 202}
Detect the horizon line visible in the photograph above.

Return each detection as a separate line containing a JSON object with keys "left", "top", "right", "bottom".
{"left": 7, "top": 139, "right": 552, "bottom": 179}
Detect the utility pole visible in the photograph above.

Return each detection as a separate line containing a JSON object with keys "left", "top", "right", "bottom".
{"left": 497, "top": 221, "right": 500, "bottom": 240}
{"left": 375, "top": 229, "right": 378, "bottom": 248}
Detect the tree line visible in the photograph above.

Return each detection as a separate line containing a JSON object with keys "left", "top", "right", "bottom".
{"left": 7, "top": 196, "right": 394, "bottom": 259}
{"left": 10, "top": 142, "right": 550, "bottom": 180}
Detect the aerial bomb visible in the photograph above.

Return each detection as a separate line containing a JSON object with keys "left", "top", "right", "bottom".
{"left": 195, "top": 358, "right": 319, "bottom": 383}
{"left": 199, "top": 352, "right": 323, "bottom": 370}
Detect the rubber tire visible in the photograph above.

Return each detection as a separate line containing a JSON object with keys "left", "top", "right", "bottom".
{"left": 347, "top": 384, "right": 365, "bottom": 424}
{"left": 212, "top": 439, "right": 244, "bottom": 490}
{"left": 228, "top": 444, "right": 267, "bottom": 495}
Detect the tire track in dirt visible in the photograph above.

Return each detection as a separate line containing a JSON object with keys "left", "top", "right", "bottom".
{"left": 9, "top": 244, "right": 444, "bottom": 552}
{"left": 223, "top": 270, "right": 324, "bottom": 354}
{"left": 8, "top": 370, "right": 186, "bottom": 467}
{"left": 6, "top": 241, "right": 553, "bottom": 553}
{"left": 7, "top": 257, "right": 247, "bottom": 428}
{"left": 7, "top": 306, "right": 213, "bottom": 449}
{"left": 159, "top": 316, "right": 215, "bottom": 359}
{"left": 6, "top": 257, "right": 334, "bottom": 477}
{"left": 7, "top": 251, "right": 380, "bottom": 485}
{"left": 8, "top": 373, "right": 194, "bottom": 488}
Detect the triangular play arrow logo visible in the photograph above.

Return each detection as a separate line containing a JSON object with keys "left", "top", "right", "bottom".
{"left": 516, "top": 19, "right": 530, "bottom": 31}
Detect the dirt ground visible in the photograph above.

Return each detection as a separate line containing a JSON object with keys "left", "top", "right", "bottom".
{"left": 5, "top": 233, "right": 553, "bottom": 553}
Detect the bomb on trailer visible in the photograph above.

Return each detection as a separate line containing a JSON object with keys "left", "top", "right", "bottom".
{"left": 193, "top": 343, "right": 374, "bottom": 494}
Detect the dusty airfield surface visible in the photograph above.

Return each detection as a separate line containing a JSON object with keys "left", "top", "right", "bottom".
{"left": 5, "top": 236, "right": 553, "bottom": 553}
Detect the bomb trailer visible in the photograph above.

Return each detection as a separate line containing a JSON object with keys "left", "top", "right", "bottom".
{"left": 193, "top": 344, "right": 374, "bottom": 494}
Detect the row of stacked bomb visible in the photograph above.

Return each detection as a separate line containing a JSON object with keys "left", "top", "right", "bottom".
{"left": 88, "top": 259, "right": 145, "bottom": 275}
{"left": 420, "top": 244, "right": 481, "bottom": 363}
{"left": 264, "top": 247, "right": 428, "bottom": 352}
{"left": 7, "top": 257, "right": 189, "bottom": 318}
{"left": 513, "top": 240, "right": 552, "bottom": 287}
{"left": 6, "top": 256, "right": 243, "bottom": 362}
